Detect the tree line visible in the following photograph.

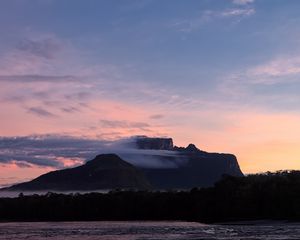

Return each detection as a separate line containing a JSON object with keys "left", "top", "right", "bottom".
{"left": 1, "top": 170, "right": 300, "bottom": 223}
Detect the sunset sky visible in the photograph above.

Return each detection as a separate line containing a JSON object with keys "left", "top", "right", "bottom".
{"left": 1, "top": 0, "right": 300, "bottom": 186}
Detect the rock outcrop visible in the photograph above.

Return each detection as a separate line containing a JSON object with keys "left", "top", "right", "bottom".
{"left": 135, "top": 136, "right": 173, "bottom": 150}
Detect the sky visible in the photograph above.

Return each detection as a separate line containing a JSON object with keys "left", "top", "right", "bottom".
{"left": 1, "top": 0, "right": 300, "bottom": 186}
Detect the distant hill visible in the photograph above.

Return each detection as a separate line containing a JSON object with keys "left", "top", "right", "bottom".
{"left": 5, "top": 154, "right": 151, "bottom": 191}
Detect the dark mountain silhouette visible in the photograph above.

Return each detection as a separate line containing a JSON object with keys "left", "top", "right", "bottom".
{"left": 5, "top": 154, "right": 151, "bottom": 191}
{"left": 135, "top": 137, "right": 243, "bottom": 189}
{"left": 3, "top": 137, "right": 243, "bottom": 191}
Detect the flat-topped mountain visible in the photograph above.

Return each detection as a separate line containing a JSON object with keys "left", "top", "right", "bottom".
{"left": 135, "top": 137, "right": 243, "bottom": 189}
{"left": 5, "top": 154, "right": 152, "bottom": 191}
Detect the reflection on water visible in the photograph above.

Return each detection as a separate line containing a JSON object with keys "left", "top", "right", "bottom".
{"left": 0, "top": 221, "right": 300, "bottom": 240}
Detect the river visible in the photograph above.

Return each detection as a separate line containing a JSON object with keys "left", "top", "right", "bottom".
{"left": 0, "top": 221, "right": 300, "bottom": 239}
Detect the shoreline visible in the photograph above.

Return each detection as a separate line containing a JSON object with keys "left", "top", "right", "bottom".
{"left": 1, "top": 219, "right": 300, "bottom": 226}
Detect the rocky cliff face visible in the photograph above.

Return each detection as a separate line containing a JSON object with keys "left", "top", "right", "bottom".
{"left": 135, "top": 136, "right": 173, "bottom": 150}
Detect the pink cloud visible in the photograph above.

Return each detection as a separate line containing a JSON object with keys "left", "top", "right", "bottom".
{"left": 0, "top": 163, "right": 54, "bottom": 188}
{"left": 249, "top": 56, "right": 300, "bottom": 79}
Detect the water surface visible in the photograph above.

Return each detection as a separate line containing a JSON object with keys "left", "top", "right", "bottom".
{"left": 1, "top": 221, "right": 300, "bottom": 239}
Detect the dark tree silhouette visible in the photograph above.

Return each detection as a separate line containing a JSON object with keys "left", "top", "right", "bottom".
{"left": 1, "top": 171, "right": 300, "bottom": 223}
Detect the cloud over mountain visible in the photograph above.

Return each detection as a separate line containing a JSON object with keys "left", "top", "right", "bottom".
{"left": 0, "top": 135, "right": 186, "bottom": 169}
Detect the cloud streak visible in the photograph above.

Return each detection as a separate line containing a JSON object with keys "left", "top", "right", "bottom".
{"left": 232, "top": 0, "right": 255, "bottom": 5}
{"left": 27, "top": 107, "right": 57, "bottom": 118}
{"left": 248, "top": 56, "right": 300, "bottom": 83}
{"left": 222, "top": 55, "right": 300, "bottom": 88}
{"left": 17, "top": 38, "right": 63, "bottom": 59}
{"left": 215, "top": 54, "right": 300, "bottom": 113}
{"left": 0, "top": 74, "right": 78, "bottom": 83}
{"left": 220, "top": 8, "right": 255, "bottom": 17}
{"left": 172, "top": 6, "right": 255, "bottom": 32}
{"left": 99, "top": 119, "right": 150, "bottom": 129}
{"left": 149, "top": 114, "right": 164, "bottom": 120}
